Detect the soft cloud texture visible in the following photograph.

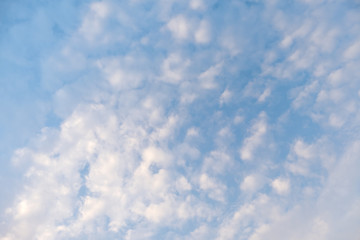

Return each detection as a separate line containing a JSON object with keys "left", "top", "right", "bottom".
{"left": 1, "top": 0, "right": 360, "bottom": 239}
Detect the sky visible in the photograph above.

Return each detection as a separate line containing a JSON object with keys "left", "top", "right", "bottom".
{"left": 0, "top": 0, "right": 360, "bottom": 239}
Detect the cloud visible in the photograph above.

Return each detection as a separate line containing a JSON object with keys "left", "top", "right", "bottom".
{"left": 160, "top": 53, "right": 190, "bottom": 84}
{"left": 241, "top": 174, "right": 266, "bottom": 193}
{"left": 3, "top": 98, "right": 215, "bottom": 238}
{"left": 243, "top": 80, "right": 271, "bottom": 103}
{"left": 195, "top": 20, "right": 211, "bottom": 44}
{"left": 216, "top": 194, "right": 274, "bottom": 240}
{"left": 271, "top": 178, "right": 290, "bottom": 195}
{"left": 198, "top": 62, "right": 223, "bottom": 89}
{"left": 167, "top": 15, "right": 191, "bottom": 40}
{"left": 189, "top": 0, "right": 206, "bottom": 11}
{"left": 257, "top": 88, "right": 271, "bottom": 103}
{"left": 285, "top": 138, "right": 336, "bottom": 177}
{"left": 202, "top": 150, "right": 233, "bottom": 175}
{"left": 1, "top": 0, "right": 360, "bottom": 239}
{"left": 97, "top": 57, "right": 143, "bottom": 90}
{"left": 343, "top": 41, "right": 360, "bottom": 60}
{"left": 245, "top": 141, "right": 360, "bottom": 240}
{"left": 239, "top": 112, "right": 268, "bottom": 161}
{"left": 79, "top": 2, "right": 110, "bottom": 43}
{"left": 219, "top": 88, "right": 232, "bottom": 105}
{"left": 199, "top": 174, "right": 227, "bottom": 202}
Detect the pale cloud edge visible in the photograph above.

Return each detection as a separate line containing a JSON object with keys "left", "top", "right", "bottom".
{"left": 0, "top": 0, "right": 360, "bottom": 239}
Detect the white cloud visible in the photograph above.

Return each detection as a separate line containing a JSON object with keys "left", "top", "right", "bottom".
{"left": 271, "top": 178, "right": 290, "bottom": 195}
{"left": 195, "top": 20, "right": 211, "bottom": 44}
{"left": 145, "top": 200, "right": 173, "bottom": 223}
{"left": 90, "top": 2, "right": 109, "bottom": 18}
{"left": 97, "top": 57, "right": 143, "bottom": 90}
{"left": 176, "top": 176, "right": 192, "bottom": 192}
{"left": 291, "top": 80, "right": 319, "bottom": 109}
{"left": 180, "top": 92, "right": 198, "bottom": 104}
{"left": 79, "top": 196, "right": 105, "bottom": 223}
{"left": 220, "top": 29, "right": 241, "bottom": 56}
{"left": 257, "top": 88, "right": 271, "bottom": 103}
{"left": 2, "top": 100, "right": 186, "bottom": 238}
{"left": 241, "top": 174, "right": 265, "bottom": 193}
{"left": 293, "top": 139, "right": 315, "bottom": 159}
{"left": 160, "top": 53, "right": 190, "bottom": 84}
{"left": 343, "top": 41, "right": 360, "bottom": 60}
{"left": 216, "top": 194, "right": 273, "bottom": 240}
{"left": 2, "top": 1, "right": 360, "bottom": 239}
{"left": 186, "top": 127, "right": 199, "bottom": 138}
{"left": 280, "top": 35, "right": 293, "bottom": 48}
{"left": 142, "top": 146, "right": 173, "bottom": 167}
{"left": 239, "top": 112, "right": 267, "bottom": 161}
{"left": 198, "top": 62, "right": 222, "bottom": 89}
{"left": 234, "top": 115, "right": 244, "bottom": 124}
{"left": 327, "top": 68, "right": 343, "bottom": 87}
{"left": 328, "top": 113, "right": 345, "bottom": 128}
{"left": 189, "top": 0, "right": 205, "bottom": 11}
{"left": 150, "top": 114, "right": 179, "bottom": 140}
{"left": 202, "top": 150, "right": 233, "bottom": 175}
{"left": 219, "top": 88, "right": 232, "bottom": 105}
{"left": 79, "top": 2, "right": 110, "bottom": 43}
{"left": 243, "top": 80, "right": 271, "bottom": 103}
{"left": 286, "top": 137, "right": 336, "bottom": 177}
{"left": 187, "top": 225, "right": 212, "bottom": 240}
{"left": 245, "top": 141, "right": 360, "bottom": 240}
{"left": 167, "top": 15, "right": 191, "bottom": 40}
{"left": 217, "top": 126, "right": 232, "bottom": 138}
{"left": 199, "top": 174, "right": 226, "bottom": 202}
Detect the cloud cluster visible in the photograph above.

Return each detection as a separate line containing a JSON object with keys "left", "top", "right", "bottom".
{"left": 1, "top": 0, "right": 360, "bottom": 239}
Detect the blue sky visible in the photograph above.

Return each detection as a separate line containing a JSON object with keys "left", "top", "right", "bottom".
{"left": 1, "top": 0, "right": 360, "bottom": 239}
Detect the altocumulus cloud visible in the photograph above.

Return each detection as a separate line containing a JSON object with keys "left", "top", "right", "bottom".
{"left": 1, "top": 0, "right": 360, "bottom": 239}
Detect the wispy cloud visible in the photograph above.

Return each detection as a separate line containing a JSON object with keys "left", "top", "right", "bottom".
{"left": 1, "top": 0, "right": 360, "bottom": 239}
{"left": 239, "top": 112, "right": 268, "bottom": 161}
